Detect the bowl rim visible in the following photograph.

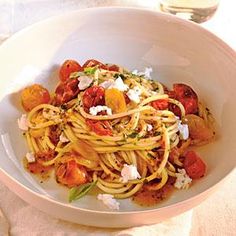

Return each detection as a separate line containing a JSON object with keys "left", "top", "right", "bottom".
{"left": 0, "top": 6, "right": 236, "bottom": 215}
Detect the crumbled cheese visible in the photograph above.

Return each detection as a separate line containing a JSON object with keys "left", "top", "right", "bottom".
{"left": 17, "top": 114, "right": 29, "bottom": 131}
{"left": 97, "top": 194, "right": 120, "bottom": 210}
{"left": 120, "top": 164, "right": 141, "bottom": 183}
{"left": 89, "top": 105, "right": 112, "bottom": 116}
{"left": 78, "top": 76, "right": 93, "bottom": 90}
{"left": 132, "top": 67, "right": 153, "bottom": 79}
{"left": 146, "top": 124, "right": 153, "bottom": 132}
{"left": 126, "top": 86, "right": 142, "bottom": 103}
{"left": 174, "top": 169, "right": 192, "bottom": 189}
{"left": 178, "top": 121, "right": 189, "bottom": 140}
{"left": 99, "top": 79, "right": 114, "bottom": 89}
{"left": 59, "top": 133, "right": 69, "bottom": 143}
{"left": 26, "top": 152, "right": 35, "bottom": 163}
{"left": 100, "top": 77, "right": 128, "bottom": 91}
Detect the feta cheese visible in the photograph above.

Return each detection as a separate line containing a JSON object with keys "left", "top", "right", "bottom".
{"left": 132, "top": 67, "right": 153, "bottom": 79}
{"left": 59, "top": 133, "right": 69, "bottom": 143}
{"left": 89, "top": 105, "right": 112, "bottom": 116}
{"left": 25, "top": 152, "right": 35, "bottom": 163}
{"left": 17, "top": 114, "right": 29, "bottom": 131}
{"left": 100, "top": 77, "right": 128, "bottom": 91}
{"left": 99, "top": 80, "right": 114, "bottom": 89}
{"left": 97, "top": 194, "right": 120, "bottom": 210}
{"left": 78, "top": 76, "right": 93, "bottom": 90}
{"left": 178, "top": 121, "right": 189, "bottom": 140}
{"left": 174, "top": 168, "right": 192, "bottom": 189}
{"left": 126, "top": 86, "right": 142, "bottom": 103}
{"left": 146, "top": 124, "right": 153, "bottom": 132}
{"left": 120, "top": 164, "right": 141, "bottom": 183}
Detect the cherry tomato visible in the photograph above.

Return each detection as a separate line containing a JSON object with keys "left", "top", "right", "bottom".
{"left": 83, "top": 59, "right": 119, "bottom": 72}
{"left": 56, "top": 159, "right": 88, "bottom": 187}
{"left": 105, "top": 88, "right": 127, "bottom": 113}
{"left": 183, "top": 150, "right": 206, "bottom": 179}
{"left": 82, "top": 86, "right": 105, "bottom": 112}
{"left": 86, "top": 119, "right": 112, "bottom": 136}
{"left": 59, "top": 59, "right": 82, "bottom": 82}
{"left": 172, "top": 83, "right": 198, "bottom": 115}
{"left": 82, "top": 59, "right": 107, "bottom": 70}
{"left": 54, "top": 79, "right": 80, "bottom": 105}
{"left": 21, "top": 84, "right": 50, "bottom": 112}
{"left": 151, "top": 99, "right": 169, "bottom": 110}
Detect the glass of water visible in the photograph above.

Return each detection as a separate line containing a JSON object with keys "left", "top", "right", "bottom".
{"left": 159, "top": 0, "right": 220, "bottom": 23}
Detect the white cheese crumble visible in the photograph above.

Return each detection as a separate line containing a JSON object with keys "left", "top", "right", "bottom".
{"left": 25, "top": 152, "right": 35, "bottom": 163}
{"left": 174, "top": 168, "right": 192, "bottom": 189}
{"left": 59, "top": 133, "right": 69, "bottom": 143}
{"left": 89, "top": 105, "right": 112, "bottom": 116}
{"left": 126, "top": 86, "right": 142, "bottom": 103}
{"left": 178, "top": 121, "right": 189, "bottom": 140}
{"left": 100, "top": 77, "right": 128, "bottom": 91}
{"left": 78, "top": 76, "right": 93, "bottom": 90}
{"left": 17, "top": 114, "right": 29, "bottom": 131}
{"left": 97, "top": 194, "right": 120, "bottom": 210}
{"left": 120, "top": 164, "right": 141, "bottom": 183}
{"left": 146, "top": 124, "right": 153, "bottom": 132}
{"left": 132, "top": 67, "right": 153, "bottom": 79}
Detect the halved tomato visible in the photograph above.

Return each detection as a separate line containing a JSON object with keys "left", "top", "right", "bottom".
{"left": 59, "top": 59, "right": 82, "bottom": 82}
{"left": 183, "top": 150, "right": 206, "bottom": 179}
{"left": 151, "top": 99, "right": 169, "bottom": 110}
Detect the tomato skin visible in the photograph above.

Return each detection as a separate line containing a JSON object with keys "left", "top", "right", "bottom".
{"left": 183, "top": 150, "right": 206, "bottom": 179}
{"left": 21, "top": 84, "right": 50, "bottom": 112}
{"left": 169, "top": 84, "right": 198, "bottom": 116}
{"left": 86, "top": 119, "right": 112, "bottom": 136}
{"left": 151, "top": 99, "right": 169, "bottom": 110}
{"left": 54, "top": 79, "right": 80, "bottom": 105}
{"left": 173, "top": 83, "right": 198, "bottom": 115}
{"left": 59, "top": 59, "right": 82, "bottom": 82}
{"left": 56, "top": 159, "right": 88, "bottom": 187}
{"left": 82, "top": 86, "right": 105, "bottom": 112}
{"left": 83, "top": 59, "right": 119, "bottom": 72}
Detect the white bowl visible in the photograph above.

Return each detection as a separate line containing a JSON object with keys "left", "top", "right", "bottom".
{"left": 0, "top": 7, "right": 235, "bottom": 228}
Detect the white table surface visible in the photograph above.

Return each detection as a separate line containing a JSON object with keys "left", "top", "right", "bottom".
{"left": 0, "top": 1, "right": 235, "bottom": 235}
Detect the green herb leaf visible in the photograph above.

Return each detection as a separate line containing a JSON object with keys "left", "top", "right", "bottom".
{"left": 84, "top": 67, "right": 97, "bottom": 75}
{"left": 68, "top": 180, "right": 97, "bottom": 203}
{"left": 127, "top": 132, "right": 139, "bottom": 139}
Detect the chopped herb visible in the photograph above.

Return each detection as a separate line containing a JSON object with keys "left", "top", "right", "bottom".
{"left": 68, "top": 180, "right": 97, "bottom": 203}
{"left": 127, "top": 132, "right": 139, "bottom": 139}
{"left": 114, "top": 73, "right": 126, "bottom": 80}
{"left": 154, "top": 131, "right": 161, "bottom": 136}
{"left": 60, "top": 104, "right": 68, "bottom": 110}
{"left": 84, "top": 67, "right": 97, "bottom": 75}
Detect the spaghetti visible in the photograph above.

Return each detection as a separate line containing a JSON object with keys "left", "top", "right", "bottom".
{"left": 18, "top": 59, "right": 215, "bottom": 205}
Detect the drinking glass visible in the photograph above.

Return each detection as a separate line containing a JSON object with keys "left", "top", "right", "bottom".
{"left": 159, "top": 0, "right": 220, "bottom": 23}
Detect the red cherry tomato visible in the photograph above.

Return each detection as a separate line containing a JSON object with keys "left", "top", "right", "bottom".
{"left": 83, "top": 59, "right": 119, "bottom": 72}
{"left": 54, "top": 79, "right": 80, "bottom": 105}
{"left": 82, "top": 86, "right": 105, "bottom": 111}
{"left": 82, "top": 59, "right": 107, "bottom": 70}
{"left": 21, "top": 84, "right": 50, "bottom": 112}
{"left": 183, "top": 150, "right": 206, "bottom": 179}
{"left": 86, "top": 119, "right": 112, "bottom": 136}
{"left": 59, "top": 59, "right": 82, "bottom": 82}
{"left": 56, "top": 159, "right": 88, "bottom": 187}
{"left": 151, "top": 99, "right": 169, "bottom": 110}
{"left": 172, "top": 83, "right": 198, "bottom": 115}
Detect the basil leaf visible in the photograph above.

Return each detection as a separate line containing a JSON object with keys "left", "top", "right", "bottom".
{"left": 84, "top": 67, "right": 97, "bottom": 75}
{"left": 68, "top": 180, "right": 98, "bottom": 203}
{"left": 127, "top": 132, "right": 139, "bottom": 139}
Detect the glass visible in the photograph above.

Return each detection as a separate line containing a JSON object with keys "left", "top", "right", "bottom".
{"left": 159, "top": 0, "right": 220, "bottom": 23}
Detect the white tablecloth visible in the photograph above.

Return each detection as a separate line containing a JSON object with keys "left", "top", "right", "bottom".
{"left": 0, "top": 1, "right": 235, "bottom": 235}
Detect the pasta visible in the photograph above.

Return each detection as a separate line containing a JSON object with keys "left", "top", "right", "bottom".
{"left": 18, "top": 59, "right": 215, "bottom": 206}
